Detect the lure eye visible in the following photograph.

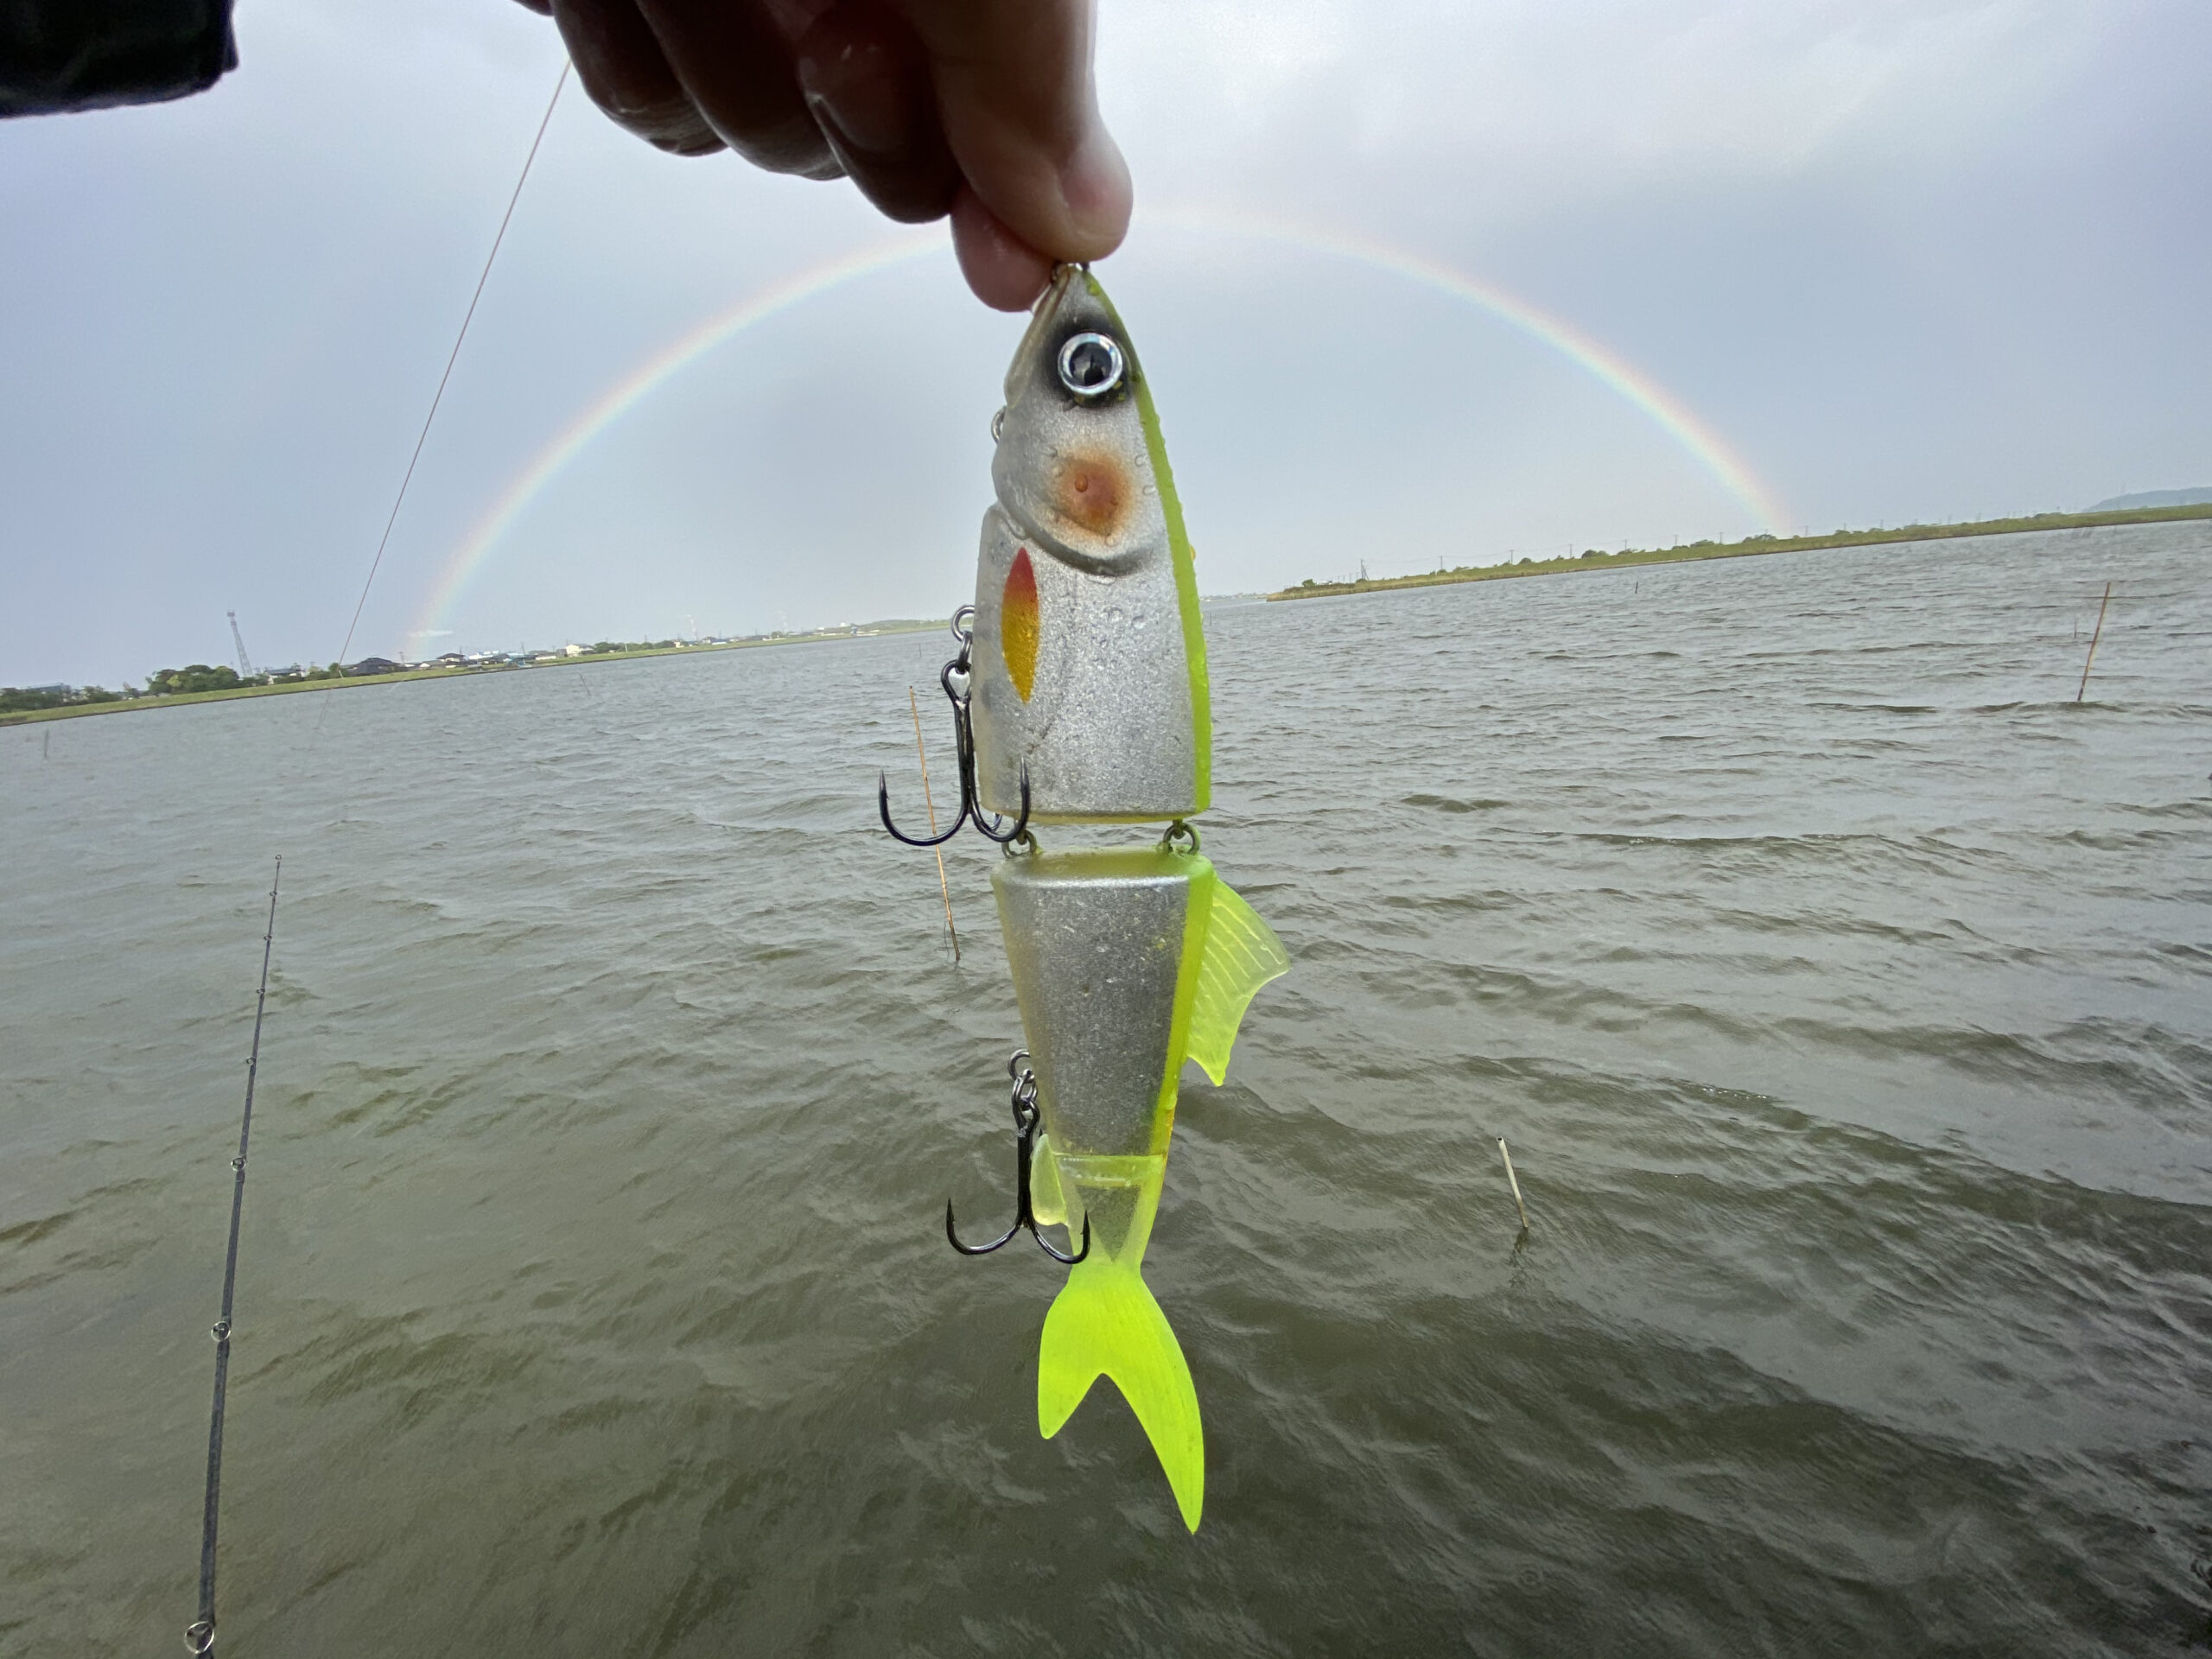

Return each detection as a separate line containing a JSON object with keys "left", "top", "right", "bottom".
{"left": 1056, "top": 333, "right": 1124, "bottom": 398}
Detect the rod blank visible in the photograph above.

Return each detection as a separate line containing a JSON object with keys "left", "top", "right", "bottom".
{"left": 189, "top": 856, "right": 281, "bottom": 1658}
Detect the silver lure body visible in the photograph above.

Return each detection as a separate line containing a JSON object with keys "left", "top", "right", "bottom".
{"left": 969, "top": 267, "right": 1211, "bottom": 823}
{"left": 992, "top": 847, "right": 1198, "bottom": 1268}
{"left": 991, "top": 844, "right": 1287, "bottom": 1269}
{"left": 995, "top": 853, "right": 1188, "bottom": 1160}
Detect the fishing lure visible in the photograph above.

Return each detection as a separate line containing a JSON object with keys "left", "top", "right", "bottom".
{"left": 883, "top": 266, "right": 1287, "bottom": 1532}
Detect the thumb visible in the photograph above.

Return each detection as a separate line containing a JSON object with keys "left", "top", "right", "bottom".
{"left": 903, "top": 0, "right": 1132, "bottom": 267}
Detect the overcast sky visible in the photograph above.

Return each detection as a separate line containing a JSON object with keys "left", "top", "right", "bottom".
{"left": 3, "top": 0, "right": 2206, "bottom": 684}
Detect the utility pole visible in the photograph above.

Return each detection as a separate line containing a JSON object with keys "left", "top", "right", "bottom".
{"left": 226, "top": 612, "right": 254, "bottom": 677}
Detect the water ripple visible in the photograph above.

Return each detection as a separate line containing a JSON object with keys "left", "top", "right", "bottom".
{"left": 2, "top": 523, "right": 2209, "bottom": 1653}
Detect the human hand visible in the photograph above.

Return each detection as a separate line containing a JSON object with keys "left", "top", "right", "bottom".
{"left": 518, "top": 0, "right": 1131, "bottom": 310}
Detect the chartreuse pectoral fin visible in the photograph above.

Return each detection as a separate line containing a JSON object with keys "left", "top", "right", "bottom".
{"left": 1038, "top": 1258, "right": 1205, "bottom": 1531}
{"left": 1185, "top": 880, "right": 1290, "bottom": 1086}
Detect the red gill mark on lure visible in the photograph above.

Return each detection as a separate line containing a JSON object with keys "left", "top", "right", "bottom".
{"left": 1002, "top": 547, "right": 1039, "bottom": 702}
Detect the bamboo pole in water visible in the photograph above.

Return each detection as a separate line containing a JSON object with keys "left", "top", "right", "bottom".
{"left": 2076, "top": 582, "right": 2113, "bottom": 702}
{"left": 909, "top": 687, "right": 959, "bottom": 963}
{"left": 1498, "top": 1139, "right": 1530, "bottom": 1233}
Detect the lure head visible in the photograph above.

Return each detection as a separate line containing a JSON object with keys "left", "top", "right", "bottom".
{"left": 993, "top": 276, "right": 1150, "bottom": 578}
{"left": 969, "top": 268, "right": 1211, "bottom": 823}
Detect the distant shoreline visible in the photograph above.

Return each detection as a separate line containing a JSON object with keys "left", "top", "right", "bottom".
{"left": 1268, "top": 502, "right": 2212, "bottom": 602}
{"left": 18, "top": 502, "right": 2207, "bottom": 728}
{"left": 0, "top": 620, "right": 944, "bottom": 729}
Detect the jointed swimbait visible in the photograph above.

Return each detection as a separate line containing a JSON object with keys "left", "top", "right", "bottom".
{"left": 883, "top": 265, "right": 1287, "bottom": 1531}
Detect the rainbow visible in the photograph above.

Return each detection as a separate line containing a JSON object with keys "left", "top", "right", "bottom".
{"left": 1153, "top": 206, "right": 1790, "bottom": 534}
{"left": 407, "top": 212, "right": 1787, "bottom": 647}
{"left": 407, "top": 231, "right": 944, "bottom": 649}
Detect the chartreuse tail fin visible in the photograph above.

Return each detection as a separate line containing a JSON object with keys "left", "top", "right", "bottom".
{"left": 1038, "top": 1258, "right": 1205, "bottom": 1531}
{"left": 1185, "top": 879, "right": 1290, "bottom": 1086}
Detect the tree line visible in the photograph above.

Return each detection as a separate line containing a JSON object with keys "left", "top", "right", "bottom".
{"left": 0, "top": 661, "right": 351, "bottom": 712}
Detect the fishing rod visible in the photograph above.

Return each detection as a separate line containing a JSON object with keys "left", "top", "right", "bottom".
{"left": 184, "top": 855, "right": 281, "bottom": 1659}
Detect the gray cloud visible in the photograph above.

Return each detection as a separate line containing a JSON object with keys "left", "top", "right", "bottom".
{"left": 3, "top": 0, "right": 2205, "bottom": 684}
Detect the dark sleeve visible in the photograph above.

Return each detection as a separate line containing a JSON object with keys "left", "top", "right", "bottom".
{"left": 0, "top": 0, "right": 237, "bottom": 118}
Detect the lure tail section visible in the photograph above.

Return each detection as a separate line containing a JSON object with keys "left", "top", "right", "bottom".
{"left": 1038, "top": 1257, "right": 1205, "bottom": 1531}
{"left": 1001, "top": 850, "right": 1284, "bottom": 1533}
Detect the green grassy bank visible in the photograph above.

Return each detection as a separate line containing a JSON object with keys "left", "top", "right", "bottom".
{"left": 0, "top": 621, "right": 944, "bottom": 729}
{"left": 1269, "top": 502, "right": 2212, "bottom": 602}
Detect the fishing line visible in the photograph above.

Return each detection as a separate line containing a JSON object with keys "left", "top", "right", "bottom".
{"left": 184, "top": 856, "right": 281, "bottom": 1659}
{"left": 325, "top": 60, "right": 569, "bottom": 688}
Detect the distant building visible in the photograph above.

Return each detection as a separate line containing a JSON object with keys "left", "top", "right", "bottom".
{"left": 345, "top": 658, "right": 403, "bottom": 676}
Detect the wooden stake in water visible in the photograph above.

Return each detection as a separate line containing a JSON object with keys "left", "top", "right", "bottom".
{"left": 2075, "top": 581, "right": 2113, "bottom": 703}
{"left": 909, "top": 687, "right": 958, "bottom": 963}
{"left": 1498, "top": 1138, "right": 1530, "bottom": 1234}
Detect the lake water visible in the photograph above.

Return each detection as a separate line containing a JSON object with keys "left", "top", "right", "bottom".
{"left": 3, "top": 522, "right": 2209, "bottom": 1655}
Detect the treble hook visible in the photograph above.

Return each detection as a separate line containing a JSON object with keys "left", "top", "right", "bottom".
{"left": 946, "top": 1050, "right": 1090, "bottom": 1265}
{"left": 880, "top": 607, "right": 1033, "bottom": 849}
